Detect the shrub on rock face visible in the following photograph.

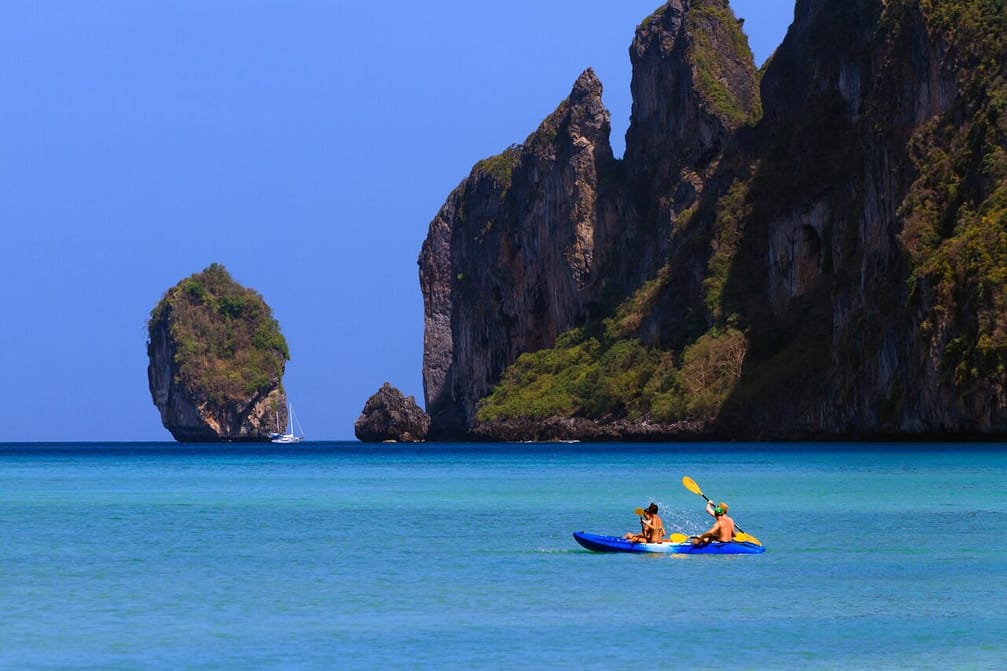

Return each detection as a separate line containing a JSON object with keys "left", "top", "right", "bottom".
{"left": 150, "top": 263, "right": 289, "bottom": 403}
{"left": 355, "top": 383, "right": 430, "bottom": 443}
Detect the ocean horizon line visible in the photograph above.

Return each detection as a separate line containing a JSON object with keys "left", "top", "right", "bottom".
{"left": 2, "top": 440, "right": 1006, "bottom": 455}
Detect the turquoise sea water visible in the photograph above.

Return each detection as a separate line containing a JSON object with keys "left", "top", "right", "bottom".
{"left": 1, "top": 442, "right": 1005, "bottom": 670}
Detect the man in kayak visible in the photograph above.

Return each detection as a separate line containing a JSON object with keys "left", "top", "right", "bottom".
{"left": 692, "top": 501, "right": 734, "bottom": 546}
{"left": 623, "top": 503, "right": 665, "bottom": 543}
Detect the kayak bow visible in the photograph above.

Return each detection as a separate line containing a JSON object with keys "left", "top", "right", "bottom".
{"left": 573, "top": 531, "right": 766, "bottom": 555}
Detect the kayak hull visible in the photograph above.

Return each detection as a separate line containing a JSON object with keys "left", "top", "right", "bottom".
{"left": 573, "top": 531, "right": 765, "bottom": 555}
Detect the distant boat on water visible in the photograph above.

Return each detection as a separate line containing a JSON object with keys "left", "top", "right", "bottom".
{"left": 271, "top": 403, "right": 304, "bottom": 444}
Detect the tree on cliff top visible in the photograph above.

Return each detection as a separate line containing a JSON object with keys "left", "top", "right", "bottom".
{"left": 148, "top": 263, "right": 290, "bottom": 405}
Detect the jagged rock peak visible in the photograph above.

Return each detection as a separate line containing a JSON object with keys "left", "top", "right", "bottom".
{"left": 626, "top": 0, "right": 760, "bottom": 174}
{"left": 355, "top": 383, "right": 430, "bottom": 443}
{"left": 419, "top": 67, "right": 621, "bottom": 438}
{"left": 638, "top": 0, "right": 759, "bottom": 124}
{"left": 569, "top": 67, "right": 602, "bottom": 105}
{"left": 523, "top": 67, "right": 613, "bottom": 163}
{"left": 633, "top": 1, "right": 686, "bottom": 59}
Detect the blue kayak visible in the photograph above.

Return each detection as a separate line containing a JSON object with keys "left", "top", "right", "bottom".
{"left": 573, "top": 531, "right": 766, "bottom": 555}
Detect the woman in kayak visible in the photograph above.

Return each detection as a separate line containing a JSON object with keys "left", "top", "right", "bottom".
{"left": 623, "top": 503, "right": 665, "bottom": 543}
{"left": 692, "top": 501, "right": 734, "bottom": 546}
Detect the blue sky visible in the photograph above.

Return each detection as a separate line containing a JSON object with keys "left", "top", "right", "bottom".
{"left": 1, "top": 1, "right": 794, "bottom": 441}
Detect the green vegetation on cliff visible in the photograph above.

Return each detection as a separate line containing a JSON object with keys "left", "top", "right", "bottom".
{"left": 899, "top": 0, "right": 1007, "bottom": 388}
{"left": 478, "top": 330, "right": 671, "bottom": 422}
{"left": 473, "top": 145, "right": 522, "bottom": 192}
{"left": 476, "top": 1, "right": 763, "bottom": 428}
{"left": 476, "top": 0, "right": 1007, "bottom": 432}
{"left": 639, "top": 1, "right": 762, "bottom": 127}
{"left": 477, "top": 300, "right": 748, "bottom": 426}
{"left": 686, "top": 0, "right": 762, "bottom": 126}
{"left": 149, "top": 263, "right": 289, "bottom": 405}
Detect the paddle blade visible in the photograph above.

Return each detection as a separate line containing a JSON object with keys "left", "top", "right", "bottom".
{"left": 634, "top": 507, "right": 644, "bottom": 516}
{"left": 682, "top": 476, "right": 703, "bottom": 496}
{"left": 668, "top": 532, "right": 689, "bottom": 543}
{"left": 734, "top": 532, "right": 762, "bottom": 546}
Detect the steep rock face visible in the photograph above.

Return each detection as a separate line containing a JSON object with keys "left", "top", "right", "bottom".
{"left": 730, "top": 0, "right": 977, "bottom": 436}
{"left": 625, "top": 0, "right": 759, "bottom": 212}
{"left": 419, "top": 0, "right": 1007, "bottom": 440}
{"left": 419, "top": 69, "right": 622, "bottom": 437}
{"left": 620, "top": 0, "right": 761, "bottom": 347}
{"left": 419, "top": 2, "right": 760, "bottom": 439}
{"left": 883, "top": 1, "right": 1007, "bottom": 433}
{"left": 147, "top": 264, "right": 289, "bottom": 442}
{"left": 354, "top": 382, "right": 430, "bottom": 443}
{"left": 148, "top": 315, "right": 287, "bottom": 441}
{"left": 729, "top": 0, "right": 897, "bottom": 435}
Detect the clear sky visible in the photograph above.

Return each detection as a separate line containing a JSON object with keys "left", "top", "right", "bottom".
{"left": 1, "top": 1, "right": 794, "bottom": 442}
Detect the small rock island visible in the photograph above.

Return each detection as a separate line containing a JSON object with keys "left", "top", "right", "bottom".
{"left": 355, "top": 383, "right": 430, "bottom": 443}
{"left": 147, "top": 263, "right": 291, "bottom": 442}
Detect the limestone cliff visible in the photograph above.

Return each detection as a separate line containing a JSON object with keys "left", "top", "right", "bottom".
{"left": 419, "top": 2, "right": 761, "bottom": 438}
{"left": 420, "top": 0, "right": 1007, "bottom": 440}
{"left": 147, "top": 264, "right": 290, "bottom": 442}
{"left": 700, "top": 0, "right": 1007, "bottom": 438}
{"left": 620, "top": 1, "right": 759, "bottom": 290}
{"left": 419, "top": 68, "right": 623, "bottom": 438}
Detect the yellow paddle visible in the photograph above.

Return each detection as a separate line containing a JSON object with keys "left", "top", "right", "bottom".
{"left": 629, "top": 507, "right": 647, "bottom": 540}
{"left": 682, "top": 476, "right": 762, "bottom": 546}
{"left": 733, "top": 532, "right": 761, "bottom": 544}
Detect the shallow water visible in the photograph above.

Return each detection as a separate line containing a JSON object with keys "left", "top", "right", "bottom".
{"left": 1, "top": 442, "right": 1004, "bottom": 670}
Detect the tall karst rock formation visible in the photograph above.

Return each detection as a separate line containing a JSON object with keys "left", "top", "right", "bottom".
{"left": 148, "top": 263, "right": 291, "bottom": 442}
{"left": 419, "top": 69, "right": 623, "bottom": 438}
{"left": 419, "top": 0, "right": 1007, "bottom": 440}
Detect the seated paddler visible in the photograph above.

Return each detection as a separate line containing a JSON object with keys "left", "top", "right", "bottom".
{"left": 691, "top": 501, "right": 735, "bottom": 546}
{"left": 623, "top": 502, "right": 665, "bottom": 543}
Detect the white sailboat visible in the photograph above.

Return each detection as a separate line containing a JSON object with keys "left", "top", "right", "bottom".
{"left": 271, "top": 403, "right": 304, "bottom": 444}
